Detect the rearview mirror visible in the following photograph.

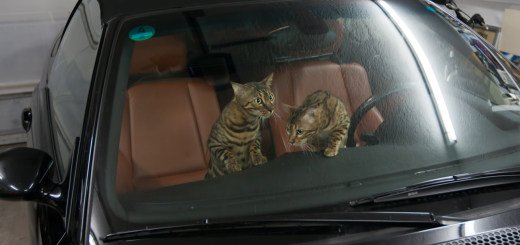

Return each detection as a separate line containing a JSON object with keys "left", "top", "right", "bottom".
{"left": 0, "top": 148, "right": 56, "bottom": 202}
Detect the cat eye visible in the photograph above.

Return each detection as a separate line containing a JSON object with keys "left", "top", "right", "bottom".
{"left": 296, "top": 129, "right": 304, "bottom": 135}
{"left": 269, "top": 94, "right": 274, "bottom": 101}
{"left": 255, "top": 98, "right": 262, "bottom": 104}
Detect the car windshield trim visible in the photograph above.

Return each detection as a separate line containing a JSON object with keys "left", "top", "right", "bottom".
{"left": 102, "top": 211, "right": 467, "bottom": 242}
{"left": 350, "top": 166, "right": 520, "bottom": 206}
{"left": 90, "top": 0, "right": 520, "bottom": 235}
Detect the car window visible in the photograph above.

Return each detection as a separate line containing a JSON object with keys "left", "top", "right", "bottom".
{"left": 94, "top": 0, "right": 520, "bottom": 233}
{"left": 496, "top": 52, "right": 520, "bottom": 86}
{"left": 47, "top": 0, "right": 102, "bottom": 173}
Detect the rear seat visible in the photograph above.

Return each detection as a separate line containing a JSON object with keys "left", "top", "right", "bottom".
{"left": 116, "top": 35, "right": 220, "bottom": 193}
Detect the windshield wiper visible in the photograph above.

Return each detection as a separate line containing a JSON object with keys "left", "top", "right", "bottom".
{"left": 102, "top": 212, "right": 465, "bottom": 243}
{"left": 349, "top": 167, "right": 520, "bottom": 206}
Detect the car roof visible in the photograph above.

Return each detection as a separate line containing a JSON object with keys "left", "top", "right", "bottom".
{"left": 97, "top": 0, "right": 265, "bottom": 23}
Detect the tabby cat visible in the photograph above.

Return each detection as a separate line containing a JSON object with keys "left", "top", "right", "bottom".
{"left": 284, "top": 90, "right": 351, "bottom": 157}
{"left": 205, "top": 73, "right": 275, "bottom": 179}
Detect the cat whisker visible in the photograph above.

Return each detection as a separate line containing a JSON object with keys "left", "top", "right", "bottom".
{"left": 306, "top": 145, "right": 312, "bottom": 155}
{"left": 304, "top": 145, "right": 311, "bottom": 155}
{"left": 301, "top": 144, "right": 313, "bottom": 157}
{"left": 303, "top": 143, "right": 314, "bottom": 156}
{"left": 299, "top": 145, "right": 307, "bottom": 157}
{"left": 282, "top": 137, "right": 290, "bottom": 152}
{"left": 273, "top": 111, "right": 282, "bottom": 121}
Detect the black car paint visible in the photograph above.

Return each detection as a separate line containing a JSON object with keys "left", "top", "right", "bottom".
{"left": 0, "top": 148, "right": 56, "bottom": 202}
{"left": 94, "top": 206, "right": 520, "bottom": 244}
{"left": 19, "top": 0, "right": 106, "bottom": 243}
{"left": 67, "top": 20, "right": 110, "bottom": 245}
{"left": 306, "top": 207, "right": 520, "bottom": 245}
{"left": 27, "top": 50, "right": 67, "bottom": 245}
{"left": 1, "top": 0, "right": 520, "bottom": 244}
{"left": 94, "top": 1, "right": 520, "bottom": 244}
{"left": 21, "top": 1, "right": 68, "bottom": 243}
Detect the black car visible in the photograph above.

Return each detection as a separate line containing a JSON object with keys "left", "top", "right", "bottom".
{"left": 2, "top": 0, "right": 520, "bottom": 244}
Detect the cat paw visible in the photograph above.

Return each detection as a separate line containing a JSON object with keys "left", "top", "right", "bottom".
{"left": 324, "top": 147, "right": 338, "bottom": 157}
{"left": 226, "top": 163, "right": 242, "bottom": 173}
{"left": 224, "top": 157, "right": 241, "bottom": 172}
{"left": 252, "top": 155, "right": 267, "bottom": 165}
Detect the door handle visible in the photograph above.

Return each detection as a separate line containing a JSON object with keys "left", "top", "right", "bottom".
{"left": 21, "top": 108, "right": 32, "bottom": 132}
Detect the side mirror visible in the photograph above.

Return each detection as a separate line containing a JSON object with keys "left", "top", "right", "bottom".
{"left": 0, "top": 148, "right": 56, "bottom": 202}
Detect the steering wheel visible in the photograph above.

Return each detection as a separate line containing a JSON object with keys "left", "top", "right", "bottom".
{"left": 346, "top": 83, "right": 418, "bottom": 148}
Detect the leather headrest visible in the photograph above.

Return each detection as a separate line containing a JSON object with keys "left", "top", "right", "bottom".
{"left": 129, "top": 35, "right": 187, "bottom": 74}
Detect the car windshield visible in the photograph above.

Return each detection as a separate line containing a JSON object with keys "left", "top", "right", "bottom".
{"left": 93, "top": 0, "right": 520, "bottom": 234}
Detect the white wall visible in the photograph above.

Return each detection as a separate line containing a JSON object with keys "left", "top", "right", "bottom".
{"left": 0, "top": 0, "right": 76, "bottom": 93}
{"left": 499, "top": 8, "right": 520, "bottom": 55}
{"left": 0, "top": 0, "right": 75, "bottom": 142}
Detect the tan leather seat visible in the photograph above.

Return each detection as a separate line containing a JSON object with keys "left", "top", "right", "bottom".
{"left": 270, "top": 61, "right": 384, "bottom": 157}
{"left": 117, "top": 79, "right": 220, "bottom": 193}
{"left": 117, "top": 35, "right": 220, "bottom": 193}
{"left": 129, "top": 35, "right": 187, "bottom": 74}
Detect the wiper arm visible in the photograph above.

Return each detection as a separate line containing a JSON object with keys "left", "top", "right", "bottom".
{"left": 350, "top": 167, "right": 520, "bottom": 206}
{"left": 102, "top": 212, "right": 465, "bottom": 243}
{"left": 243, "top": 212, "right": 464, "bottom": 225}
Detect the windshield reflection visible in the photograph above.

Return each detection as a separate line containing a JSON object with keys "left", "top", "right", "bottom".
{"left": 378, "top": 0, "right": 457, "bottom": 145}
{"left": 90, "top": 0, "right": 520, "bottom": 233}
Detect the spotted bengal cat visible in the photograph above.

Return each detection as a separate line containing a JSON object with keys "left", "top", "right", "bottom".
{"left": 284, "top": 90, "right": 351, "bottom": 157}
{"left": 205, "top": 73, "right": 275, "bottom": 179}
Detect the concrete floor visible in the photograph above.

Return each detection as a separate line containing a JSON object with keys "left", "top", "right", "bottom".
{"left": 0, "top": 201, "right": 31, "bottom": 245}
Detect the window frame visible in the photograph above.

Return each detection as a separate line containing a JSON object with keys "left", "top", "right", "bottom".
{"left": 88, "top": 0, "right": 520, "bottom": 236}
{"left": 45, "top": 0, "right": 82, "bottom": 181}
{"left": 49, "top": 1, "right": 108, "bottom": 244}
{"left": 46, "top": 0, "right": 103, "bottom": 176}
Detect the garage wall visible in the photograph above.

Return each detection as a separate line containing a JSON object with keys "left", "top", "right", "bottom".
{"left": 0, "top": 0, "right": 75, "bottom": 146}
{"left": 498, "top": 9, "right": 520, "bottom": 55}
{"left": 0, "top": 0, "right": 76, "bottom": 92}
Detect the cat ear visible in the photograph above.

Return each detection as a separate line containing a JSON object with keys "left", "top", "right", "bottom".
{"left": 231, "top": 82, "right": 252, "bottom": 97}
{"left": 262, "top": 72, "right": 274, "bottom": 87}
{"left": 303, "top": 107, "right": 318, "bottom": 122}
{"left": 282, "top": 103, "right": 298, "bottom": 116}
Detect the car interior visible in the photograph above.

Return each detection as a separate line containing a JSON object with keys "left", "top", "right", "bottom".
{"left": 114, "top": 7, "right": 419, "bottom": 194}
{"left": 69, "top": 0, "right": 520, "bottom": 232}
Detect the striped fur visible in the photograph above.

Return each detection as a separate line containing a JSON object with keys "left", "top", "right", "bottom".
{"left": 205, "top": 73, "right": 274, "bottom": 179}
{"left": 284, "top": 90, "right": 351, "bottom": 157}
